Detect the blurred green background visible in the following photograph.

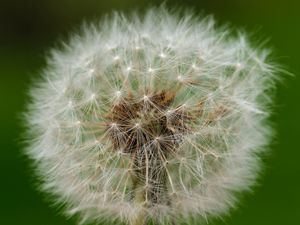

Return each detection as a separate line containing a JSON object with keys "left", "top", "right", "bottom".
{"left": 0, "top": 0, "right": 299, "bottom": 225}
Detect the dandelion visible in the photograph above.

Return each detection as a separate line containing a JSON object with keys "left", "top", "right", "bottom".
{"left": 24, "top": 7, "right": 278, "bottom": 225}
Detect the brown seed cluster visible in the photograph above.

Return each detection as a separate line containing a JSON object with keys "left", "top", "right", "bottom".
{"left": 106, "top": 90, "right": 192, "bottom": 206}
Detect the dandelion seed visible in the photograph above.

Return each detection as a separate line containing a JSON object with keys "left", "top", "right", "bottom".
{"left": 235, "top": 62, "right": 244, "bottom": 70}
{"left": 192, "top": 64, "right": 197, "bottom": 69}
{"left": 113, "top": 55, "right": 120, "bottom": 61}
{"left": 159, "top": 53, "right": 166, "bottom": 58}
{"left": 148, "top": 67, "right": 154, "bottom": 73}
{"left": 88, "top": 68, "right": 95, "bottom": 76}
{"left": 115, "top": 90, "right": 122, "bottom": 97}
{"left": 68, "top": 100, "right": 73, "bottom": 107}
{"left": 177, "top": 75, "right": 183, "bottom": 82}
{"left": 24, "top": 6, "right": 280, "bottom": 225}
{"left": 90, "top": 93, "right": 96, "bottom": 100}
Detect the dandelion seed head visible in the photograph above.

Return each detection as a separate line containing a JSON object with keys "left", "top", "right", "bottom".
{"left": 24, "top": 6, "right": 279, "bottom": 225}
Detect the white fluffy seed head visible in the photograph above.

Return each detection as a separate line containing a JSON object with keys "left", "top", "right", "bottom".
{"left": 24, "top": 7, "right": 279, "bottom": 225}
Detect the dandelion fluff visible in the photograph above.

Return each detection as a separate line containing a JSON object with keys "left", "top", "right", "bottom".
{"left": 25, "top": 7, "right": 278, "bottom": 225}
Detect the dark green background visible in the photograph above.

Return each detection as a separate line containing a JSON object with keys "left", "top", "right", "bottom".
{"left": 1, "top": 0, "right": 299, "bottom": 225}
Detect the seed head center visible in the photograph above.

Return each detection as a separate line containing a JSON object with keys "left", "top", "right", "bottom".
{"left": 107, "top": 90, "right": 191, "bottom": 155}
{"left": 106, "top": 90, "right": 194, "bottom": 206}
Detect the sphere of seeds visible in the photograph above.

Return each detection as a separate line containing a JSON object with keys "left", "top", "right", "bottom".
{"left": 25, "top": 7, "right": 278, "bottom": 225}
